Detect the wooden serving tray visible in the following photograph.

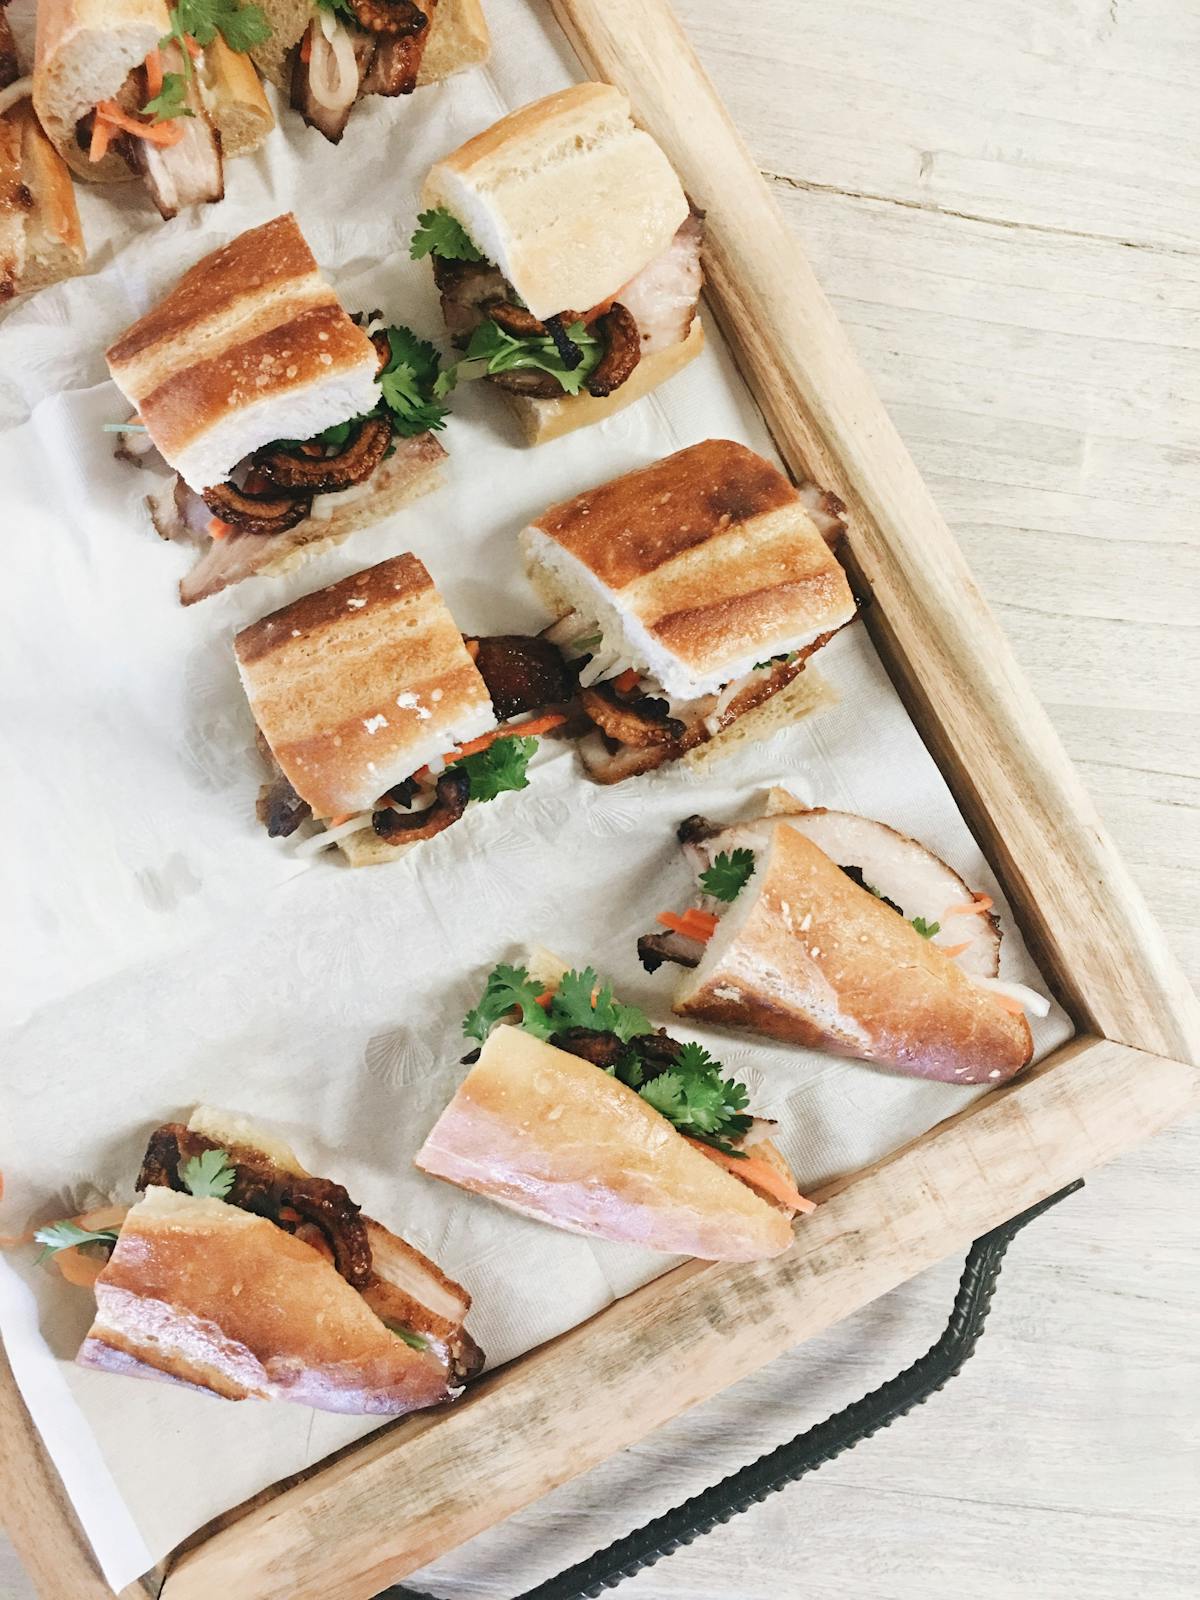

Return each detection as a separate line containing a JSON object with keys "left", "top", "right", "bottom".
{"left": 4, "top": 2, "right": 1198, "bottom": 1595}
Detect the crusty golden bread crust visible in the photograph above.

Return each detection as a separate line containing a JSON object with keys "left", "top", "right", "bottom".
{"left": 415, "top": 1025, "right": 795, "bottom": 1261}
{"left": 0, "top": 115, "right": 27, "bottom": 299}
{"left": 201, "top": 33, "right": 273, "bottom": 159}
{"left": 107, "top": 214, "right": 378, "bottom": 489}
{"left": 423, "top": 83, "right": 690, "bottom": 322}
{"left": 502, "top": 318, "right": 704, "bottom": 446}
{"left": 235, "top": 553, "right": 495, "bottom": 819}
{"left": 34, "top": 0, "right": 168, "bottom": 181}
{"left": 78, "top": 1189, "right": 459, "bottom": 1414}
{"left": 527, "top": 436, "right": 857, "bottom": 677}
{"left": 675, "top": 821, "right": 1033, "bottom": 1084}
{"left": 176, "top": 432, "right": 447, "bottom": 606}
{"left": 9, "top": 100, "right": 86, "bottom": 292}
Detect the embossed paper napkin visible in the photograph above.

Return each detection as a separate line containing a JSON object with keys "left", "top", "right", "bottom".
{"left": 0, "top": 0, "right": 1073, "bottom": 1587}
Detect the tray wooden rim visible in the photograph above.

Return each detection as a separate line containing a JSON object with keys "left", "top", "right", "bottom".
{"left": 4, "top": 2, "right": 1198, "bottom": 1596}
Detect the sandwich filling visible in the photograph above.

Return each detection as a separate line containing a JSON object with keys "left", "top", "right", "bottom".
{"left": 74, "top": 2, "right": 272, "bottom": 218}
{"left": 639, "top": 811, "right": 1052, "bottom": 1026}
{"left": 461, "top": 959, "right": 815, "bottom": 1215}
{"left": 291, "top": 0, "right": 439, "bottom": 142}
{"left": 410, "top": 206, "right": 705, "bottom": 407}
{"left": 541, "top": 611, "right": 837, "bottom": 783}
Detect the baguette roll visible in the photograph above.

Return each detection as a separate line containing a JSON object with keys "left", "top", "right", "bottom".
{"left": 415, "top": 1024, "right": 796, "bottom": 1262}
{"left": 672, "top": 813, "right": 1035, "bottom": 1084}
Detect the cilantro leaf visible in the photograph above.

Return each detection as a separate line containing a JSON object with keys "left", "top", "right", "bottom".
{"left": 637, "top": 1042, "right": 753, "bottom": 1150}
{"left": 410, "top": 208, "right": 485, "bottom": 263}
{"left": 440, "top": 317, "right": 602, "bottom": 399}
{"left": 376, "top": 324, "right": 450, "bottom": 437}
{"left": 180, "top": 1148, "right": 236, "bottom": 1199}
{"left": 142, "top": 73, "right": 194, "bottom": 123}
{"left": 463, "top": 963, "right": 555, "bottom": 1044}
{"left": 34, "top": 1219, "right": 121, "bottom": 1264}
{"left": 385, "top": 1322, "right": 429, "bottom": 1351}
{"left": 170, "top": 0, "right": 271, "bottom": 53}
{"left": 451, "top": 736, "right": 537, "bottom": 804}
{"left": 547, "top": 968, "right": 652, "bottom": 1044}
{"left": 700, "top": 848, "right": 755, "bottom": 903}
{"left": 911, "top": 917, "right": 940, "bottom": 939}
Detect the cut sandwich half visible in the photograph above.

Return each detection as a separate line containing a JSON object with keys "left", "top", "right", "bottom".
{"left": 106, "top": 214, "right": 450, "bottom": 603}
{"left": 640, "top": 792, "right": 1048, "bottom": 1085}
{"left": 235, "top": 553, "right": 577, "bottom": 864}
{"left": 253, "top": 0, "right": 489, "bottom": 145}
{"left": 520, "top": 440, "right": 857, "bottom": 782}
{"left": 33, "top": 0, "right": 274, "bottom": 216}
{"left": 0, "top": 15, "right": 86, "bottom": 301}
{"left": 415, "top": 950, "right": 814, "bottom": 1260}
{"left": 40, "top": 1105, "right": 483, "bottom": 1413}
{"left": 413, "top": 83, "right": 706, "bottom": 445}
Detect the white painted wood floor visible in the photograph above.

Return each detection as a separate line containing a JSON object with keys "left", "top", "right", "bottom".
{"left": 4, "top": 0, "right": 1197, "bottom": 1594}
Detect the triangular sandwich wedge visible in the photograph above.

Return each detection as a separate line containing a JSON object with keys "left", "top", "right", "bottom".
{"left": 66, "top": 1105, "right": 483, "bottom": 1413}
{"left": 640, "top": 793, "right": 1048, "bottom": 1085}
{"left": 415, "top": 951, "right": 814, "bottom": 1260}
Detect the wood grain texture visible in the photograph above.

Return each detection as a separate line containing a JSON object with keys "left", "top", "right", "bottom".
{"left": 548, "top": 0, "right": 1200, "bottom": 1069}
{"left": 4, "top": 3, "right": 1197, "bottom": 1597}
{"left": 155, "top": 1036, "right": 1198, "bottom": 1600}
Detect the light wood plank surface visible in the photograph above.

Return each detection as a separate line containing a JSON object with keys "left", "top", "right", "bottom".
{"left": 3, "top": 0, "right": 1197, "bottom": 1594}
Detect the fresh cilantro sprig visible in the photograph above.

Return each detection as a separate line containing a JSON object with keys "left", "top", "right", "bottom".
{"left": 34, "top": 1219, "right": 121, "bottom": 1264}
{"left": 911, "top": 916, "right": 941, "bottom": 939}
{"left": 142, "top": 72, "right": 194, "bottom": 123}
{"left": 436, "top": 317, "right": 601, "bottom": 400}
{"left": 461, "top": 966, "right": 752, "bottom": 1152}
{"left": 451, "top": 736, "right": 537, "bottom": 805}
{"left": 637, "top": 1042, "right": 753, "bottom": 1155}
{"left": 180, "top": 1148, "right": 236, "bottom": 1199}
{"left": 464, "top": 963, "right": 555, "bottom": 1044}
{"left": 700, "top": 849, "right": 756, "bottom": 903}
{"left": 377, "top": 325, "right": 450, "bottom": 437}
{"left": 550, "top": 967, "right": 652, "bottom": 1043}
{"left": 410, "top": 208, "right": 485, "bottom": 263}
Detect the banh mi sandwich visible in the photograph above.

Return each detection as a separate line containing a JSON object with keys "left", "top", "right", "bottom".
{"left": 235, "top": 552, "right": 576, "bottom": 864}
{"left": 33, "top": 0, "right": 274, "bottom": 218}
{"left": 0, "top": 6, "right": 86, "bottom": 299}
{"left": 520, "top": 440, "right": 857, "bottom": 782}
{"left": 639, "top": 792, "right": 1050, "bottom": 1085}
{"left": 412, "top": 83, "right": 705, "bottom": 445}
{"left": 415, "top": 949, "right": 815, "bottom": 1260}
{"left": 25, "top": 1106, "right": 483, "bottom": 1412}
{"left": 106, "top": 213, "right": 449, "bottom": 604}
{"left": 251, "top": 0, "right": 489, "bottom": 146}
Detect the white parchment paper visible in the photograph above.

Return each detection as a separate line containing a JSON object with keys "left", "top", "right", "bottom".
{"left": 0, "top": 2, "right": 1073, "bottom": 1588}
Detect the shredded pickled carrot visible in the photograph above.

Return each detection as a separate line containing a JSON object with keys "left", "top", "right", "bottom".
{"left": 95, "top": 101, "right": 185, "bottom": 145}
{"left": 938, "top": 941, "right": 972, "bottom": 958}
{"left": 207, "top": 517, "right": 231, "bottom": 540}
{"left": 612, "top": 668, "right": 640, "bottom": 694}
{"left": 686, "top": 1140, "right": 817, "bottom": 1215}
{"left": 145, "top": 47, "right": 164, "bottom": 99}
{"left": 945, "top": 893, "right": 994, "bottom": 916}
{"left": 465, "top": 639, "right": 480, "bottom": 660}
{"left": 88, "top": 116, "right": 113, "bottom": 163}
{"left": 656, "top": 910, "right": 717, "bottom": 941}
{"left": 449, "top": 713, "right": 566, "bottom": 763}
{"left": 328, "top": 813, "right": 355, "bottom": 828}
{"left": 300, "top": 26, "right": 313, "bottom": 62}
